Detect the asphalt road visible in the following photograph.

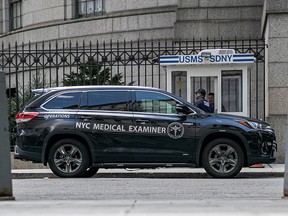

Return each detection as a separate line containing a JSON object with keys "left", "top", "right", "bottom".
{"left": 12, "top": 177, "right": 283, "bottom": 201}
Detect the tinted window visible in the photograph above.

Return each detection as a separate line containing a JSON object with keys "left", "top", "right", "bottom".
{"left": 81, "top": 91, "right": 129, "bottom": 111}
{"left": 135, "top": 91, "right": 177, "bottom": 114}
{"left": 43, "top": 92, "right": 82, "bottom": 110}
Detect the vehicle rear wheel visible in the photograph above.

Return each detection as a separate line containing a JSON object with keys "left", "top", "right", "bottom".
{"left": 48, "top": 139, "right": 91, "bottom": 178}
{"left": 201, "top": 138, "right": 244, "bottom": 178}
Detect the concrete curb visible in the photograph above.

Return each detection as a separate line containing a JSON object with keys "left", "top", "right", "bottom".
{"left": 12, "top": 172, "right": 284, "bottom": 179}
{"left": 12, "top": 165, "right": 285, "bottom": 179}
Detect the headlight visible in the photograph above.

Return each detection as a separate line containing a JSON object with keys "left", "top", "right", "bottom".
{"left": 235, "top": 120, "right": 270, "bottom": 130}
{"left": 249, "top": 122, "right": 264, "bottom": 130}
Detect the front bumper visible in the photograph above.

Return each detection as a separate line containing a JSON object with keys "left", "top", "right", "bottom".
{"left": 246, "top": 129, "right": 277, "bottom": 165}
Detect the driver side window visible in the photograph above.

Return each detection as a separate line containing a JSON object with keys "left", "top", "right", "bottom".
{"left": 135, "top": 91, "right": 177, "bottom": 114}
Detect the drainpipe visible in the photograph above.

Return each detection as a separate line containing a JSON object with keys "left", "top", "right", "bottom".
{"left": 0, "top": 71, "right": 14, "bottom": 201}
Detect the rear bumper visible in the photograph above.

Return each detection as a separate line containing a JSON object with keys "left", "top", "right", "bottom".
{"left": 14, "top": 145, "right": 42, "bottom": 163}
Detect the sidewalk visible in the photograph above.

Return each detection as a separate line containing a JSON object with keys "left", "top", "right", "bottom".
{"left": 5, "top": 164, "right": 288, "bottom": 216}
{"left": 12, "top": 164, "right": 285, "bottom": 179}
{"left": 1, "top": 199, "right": 288, "bottom": 216}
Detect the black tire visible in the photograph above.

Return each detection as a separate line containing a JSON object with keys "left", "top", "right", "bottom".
{"left": 48, "top": 139, "right": 91, "bottom": 178}
{"left": 80, "top": 167, "right": 99, "bottom": 178}
{"left": 201, "top": 138, "right": 244, "bottom": 178}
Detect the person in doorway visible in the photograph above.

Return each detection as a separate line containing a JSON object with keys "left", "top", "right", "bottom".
{"left": 194, "top": 88, "right": 212, "bottom": 113}
{"left": 207, "top": 92, "right": 215, "bottom": 113}
{"left": 207, "top": 92, "right": 227, "bottom": 113}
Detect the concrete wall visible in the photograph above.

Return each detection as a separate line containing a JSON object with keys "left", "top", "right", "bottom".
{"left": 106, "top": 0, "right": 177, "bottom": 13}
{"left": 0, "top": 0, "right": 9, "bottom": 34}
{"left": 0, "top": 0, "right": 177, "bottom": 44}
{"left": 22, "top": 0, "right": 67, "bottom": 28}
{"left": 175, "top": 0, "right": 264, "bottom": 40}
{"left": 262, "top": 0, "right": 288, "bottom": 163}
{"left": 0, "top": 0, "right": 264, "bottom": 45}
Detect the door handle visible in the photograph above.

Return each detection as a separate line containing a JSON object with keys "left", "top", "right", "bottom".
{"left": 135, "top": 119, "right": 150, "bottom": 124}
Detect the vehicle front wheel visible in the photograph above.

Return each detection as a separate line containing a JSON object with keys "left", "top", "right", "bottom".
{"left": 48, "top": 139, "right": 91, "bottom": 178}
{"left": 201, "top": 138, "right": 244, "bottom": 178}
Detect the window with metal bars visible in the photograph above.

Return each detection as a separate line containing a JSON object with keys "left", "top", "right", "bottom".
{"left": 77, "top": 0, "right": 105, "bottom": 18}
{"left": 10, "top": 0, "right": 22, "bottom": 30}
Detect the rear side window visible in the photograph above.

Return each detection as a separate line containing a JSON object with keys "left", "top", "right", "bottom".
{"left": 42, "top": 92, "right": 82, "bottom": 110}
{"left": 80, "top": 91, "right": 129, "bottom": 111}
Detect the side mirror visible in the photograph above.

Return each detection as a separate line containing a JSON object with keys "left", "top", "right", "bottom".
{"left": 176, "top": 104, "right": 193, "bottom": 115}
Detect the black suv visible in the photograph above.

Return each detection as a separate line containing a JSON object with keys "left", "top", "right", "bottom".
{"left": 14, "top": 86, "right": 277, "bottom": 178}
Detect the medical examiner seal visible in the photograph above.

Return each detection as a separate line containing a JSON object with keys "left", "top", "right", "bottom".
{"left": 167, "top": 122, "right": 184, "bottom": 139}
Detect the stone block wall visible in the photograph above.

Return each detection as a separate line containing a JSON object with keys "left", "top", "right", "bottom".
{"left": 0, "top": 0, "right": 9, "bottom": 34}
{"left": 0, "top": 0, "right": 265, "bottom": 44}
{"left": 0, "top": 0, "right": 177, "bottom": 44}
{"left": 106, "top": 0, "right": 177, "bottom": 13}
{"left": 175, "top": 0, "right": 264, "bottom": 40}
{"left": 262, "top": 0, "right": 288, "bottom": 163}
{"left": 22, "top": 0, "right": 66, "bottom": 28}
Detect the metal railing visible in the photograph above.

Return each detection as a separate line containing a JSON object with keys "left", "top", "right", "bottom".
{"left": 0, "top": 38, "right": 265, "bottom": 149}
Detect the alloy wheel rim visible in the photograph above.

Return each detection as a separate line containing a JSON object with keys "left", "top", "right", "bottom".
{"left": 54, "top": 144, "right": 83, "bottom": 174}
{"left": 208, "top": 144, "right": 238, "bottom": 174}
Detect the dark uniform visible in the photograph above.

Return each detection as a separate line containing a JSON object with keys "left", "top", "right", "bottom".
{"left": 194, "top": 96, "right": 212, "bottom": 113}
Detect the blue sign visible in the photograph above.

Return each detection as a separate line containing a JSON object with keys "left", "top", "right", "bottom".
{"left": 160, "top": 54, "right": 255, "bottom": 65}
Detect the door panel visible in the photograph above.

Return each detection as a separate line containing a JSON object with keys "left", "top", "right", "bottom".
{"left": 132, "top": 90, "right": 197, "bottom": 163}
{"left": 76, "top": 90, "right": 134, "bottom": 162}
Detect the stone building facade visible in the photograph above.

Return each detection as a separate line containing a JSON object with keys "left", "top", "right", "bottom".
{"left": 0, "top": 0, "right": 287, "bottom": 163}
{"left": 0, "top": 0, "right": 264, "bottom": 43}
{"left": 262, "top": 0, "right": 288, "bottom": 163}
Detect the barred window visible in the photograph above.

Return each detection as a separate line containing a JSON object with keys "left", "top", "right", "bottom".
{"left": 77, "top": 0, "right": 105, "bottom": 18}
{"left": 10, "top": 0, "right": 22, "bottom": 30}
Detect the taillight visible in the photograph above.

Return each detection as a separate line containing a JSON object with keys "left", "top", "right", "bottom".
{"left": 15, "top": 112, "right": 39, "bottom": 123}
